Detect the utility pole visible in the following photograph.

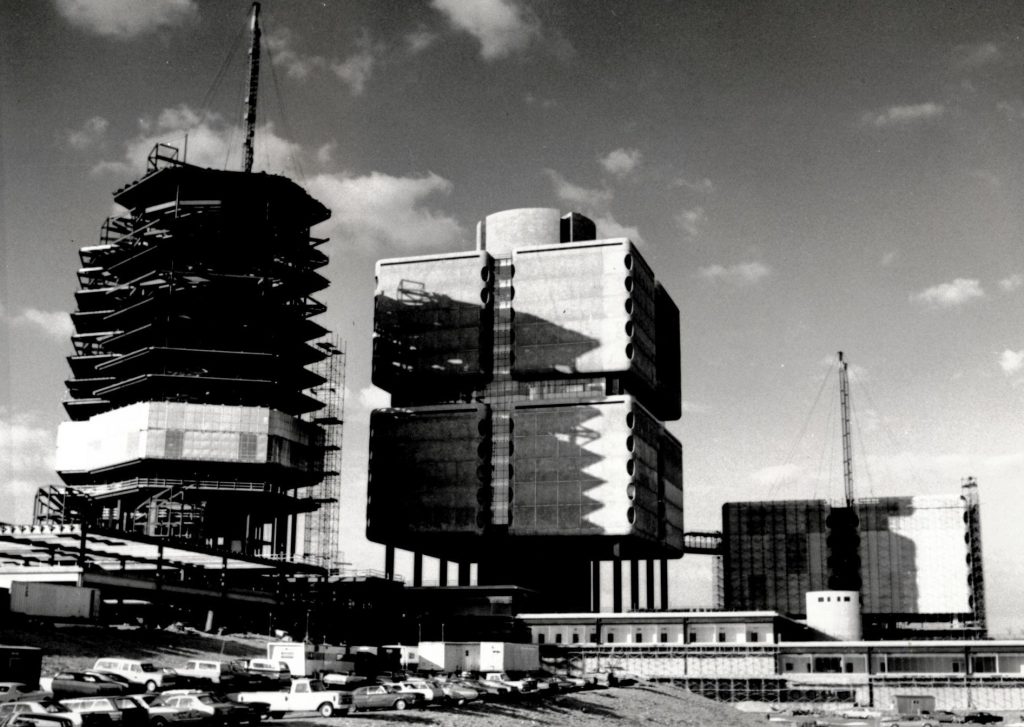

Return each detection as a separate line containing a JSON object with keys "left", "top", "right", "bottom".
{"left": 242, "top": 3, "right": 261, "bottom": 173}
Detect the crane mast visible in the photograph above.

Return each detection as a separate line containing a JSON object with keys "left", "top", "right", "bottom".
{"left": 242, "top": 2, "right": 261, "bottom": 173}
{"left": 838, "top": 351, "right": 854, "bottom": 507}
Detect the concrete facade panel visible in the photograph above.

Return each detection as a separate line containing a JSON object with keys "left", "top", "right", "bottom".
{"left": 55, "top": 401, "right": 319, "bottom": 474}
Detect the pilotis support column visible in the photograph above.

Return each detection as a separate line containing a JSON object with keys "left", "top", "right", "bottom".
{"left": 612, "top": 559, "right": 623, "bottom": 613}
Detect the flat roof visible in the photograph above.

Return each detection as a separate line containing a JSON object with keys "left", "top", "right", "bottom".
{"left": 518, "top": 611, "right": 782, "bottom": 621}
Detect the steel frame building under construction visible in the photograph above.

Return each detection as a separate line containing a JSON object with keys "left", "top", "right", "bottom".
{"left": 39, "top": 143, "right": 339, "bottom": 560}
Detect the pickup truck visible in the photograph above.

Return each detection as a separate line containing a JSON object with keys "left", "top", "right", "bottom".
{"left": 230, "top": 678, "right": 347, "bottom": 718}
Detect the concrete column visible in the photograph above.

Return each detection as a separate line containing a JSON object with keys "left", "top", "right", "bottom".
{"left": 591, "top": 560, "right": 601, "bottom": 612}
{"left": 413, "top": 552, "right": 423, "bottom": 587}
{"left": 439, "top": 559, "right": 448, "bottom": 586}
{"left": 384, "top": 545, "right": 395, "bottom": 580}
{"left": 646, "top": 559, "right": 656, "bottom": 610}
{"left": 458, "top": 561, "right": 471, "bottom": 586}
{"left": 612, "top": 559, "right": 623, "bottom": 613}
{"left": 660, "top": 559, "right": 669, "bottom": 610}
{"left": 630, "top": 559, "right": 640, "bottom": 611}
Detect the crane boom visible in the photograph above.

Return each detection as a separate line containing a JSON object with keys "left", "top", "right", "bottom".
{"left": 242, "top": 2, "right": 261, "bottom": 173}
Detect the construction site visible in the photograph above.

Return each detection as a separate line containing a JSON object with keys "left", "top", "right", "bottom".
{"left": 3, "top": 2, "right": 1023, "bottom": 718}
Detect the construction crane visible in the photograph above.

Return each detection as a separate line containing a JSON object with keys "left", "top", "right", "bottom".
{"left": 827, "top": 351, "right": 862, "bottom": 591}
{"left": 242, "top": 2, "right": 261, "bottom": 173}
{"left": 838, "top": 351, "right": 855, "bottom": 507}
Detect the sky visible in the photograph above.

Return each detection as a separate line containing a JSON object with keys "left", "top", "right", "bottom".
{"left": 2, "top": 0, "right": 1024, "bottom": 633}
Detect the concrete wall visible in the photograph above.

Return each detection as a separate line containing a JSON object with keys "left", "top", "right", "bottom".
{"left": 56, "top": 401, "right": 321, "bottom": 475}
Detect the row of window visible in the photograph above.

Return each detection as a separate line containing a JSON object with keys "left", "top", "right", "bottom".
{"left": 536, "top": 631, "right": 763, "bottom": 645}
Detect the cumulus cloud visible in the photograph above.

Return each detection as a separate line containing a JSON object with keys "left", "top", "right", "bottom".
{"left": 599, "top": 148, "right": 642, "bottom": 178}
{"left": 405, "top": 28, "right": 438, "bottom": 54}
{"left": 544, "top": 169, "right": 612, "bottom": 211}
{"left": 999, "top": 273, "right": 1023, "bottom": 293}
{"left": 862, "top": 102, "right": 946, "bottom": 127}
{"left": 544, "top": 169, "right": 643, "bottom": 244}
{"left": 431, "top": 0, "right": 541, "bottom": 60}
{"left": 1000, "top": 350, "right": 1024, "bottom": 376}
{"left": 0, "top": 409, "right": 57, "bottom": 524}
{"left": 910, "top": 278, "right": 985, "bottom": 308}
{"left": 331, "top": 32, "right": 384, "bottom": 96}
{"left": 675, "top": 207, "right": 706, "bottom": 237}
{"left": 92, "top": 105, "right": 302, "bottom": 177}
{"left": 66, "top": 116, "right": 109, "bottom": 150}
{"left": 9, "top": 308, "right": 73, "bottom": 341}
{"left": 698, "top": 261, "right": 771, "bottom": 286}
{"left": 357, "top": 385, "right": 391, "bottom": 411}
{"left": 55, "top": 0, "right": 197, "bottom": 39}
{"left": 307, "top": 171, "right": 464, "bottom": 253}
{"left": 266, "top": 28, "right": 327, "bottom": 80}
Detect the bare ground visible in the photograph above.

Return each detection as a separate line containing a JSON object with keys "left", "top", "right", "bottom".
{"left": 0, "top": 625, "right": 760, "bottom": 725}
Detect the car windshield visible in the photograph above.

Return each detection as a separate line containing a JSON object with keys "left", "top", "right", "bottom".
{"left": 42, "top": 703, "right": 68, "bottom": 714}
{"left": 308, "top": 682, "right": 325, "bottom": 693}
{"left": 140, "top": 664, "right": 158, "bottom": 673}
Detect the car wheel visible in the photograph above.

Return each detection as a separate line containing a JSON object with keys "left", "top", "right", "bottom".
{"left": 456, "top": 699, "right": 466, "bottom": 707}
{"left": 145, "top": 680, "right": 158, "bottom": 693}
{"left": 152, "top": 719, "right": 168, "bottom": 727}
{"left": 347, "top": 706, "right": 357, "bottom": 715}
{"left": 394, "top": 699, "right": 407, "bottom": 711}
{"left": 317, "top": 703, "right": 334, "bottom": 718}
{"left": 269, "top": 713, "right": 284, "bottom": 720}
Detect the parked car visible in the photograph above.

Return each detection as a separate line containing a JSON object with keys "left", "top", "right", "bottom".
{"left": 92, "top": 660, "right": 177, "bottom": 693}
{"left": 435, "top": 680, "right": 479, "bottom": 706}
{"left": 172, "top": 663, "right": 237, "bottom": 689}
{"left": 0, "top": 701, "right": 84, "bottom": 727}
{"left": 226, "top": 662, "right": 288, "bottom": 690}
{"left": 60, "top": 696, "right": 147, "bottom": 727}
{"left": 881, "top": 716, "right": 937, "bottom": 727}
{"left": 0, "top": 685, "right": 41, "bottom": 704}
{"left": 926, "top": 711, "right": 966, "bottom": 724}
{"left": 349, "top": 685, "right": 422, "bottom": 712}
{"left": 154, "top": 692, "right": 258, "bottom": 726}
{"left": 0, "top": 713, "right": 79, "bottom": 727}
{"left": 135, "top": 694, "right": 207, "bottom": 727}
{"left": 453, "top": 678, "right": 510, "bottom": 700}
{"left": 964, "top": 714, "right": 1004, "bottom": 725}
{"left": 392, "top": 681, "right": 445, "bottom": 704}
{"left": 51, "top": 673, "right": 128, "bottom": 699}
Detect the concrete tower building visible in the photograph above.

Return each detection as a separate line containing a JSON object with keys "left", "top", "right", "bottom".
{"left": 47, "top": 146, "right": 333, "bottom": 557}
{"left": 368, "top": 208, "right": 684, "bottom": 610}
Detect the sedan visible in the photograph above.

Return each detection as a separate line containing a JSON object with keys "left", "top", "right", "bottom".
{"left": 964, "top": 714, "right": 1004, "bottom": 725}
{"left": 51, "top": 673, "right": 128, "bottom": 699}
{"left": 350, "top": 686, "right": 422, "bottom": 712}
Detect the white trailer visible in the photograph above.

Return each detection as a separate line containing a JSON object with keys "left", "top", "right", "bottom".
{"left": 417, "top": 642, "right": 539, "bottom": 673}
{"left": 9, "top": 581, "right": 101, "bottom": 620}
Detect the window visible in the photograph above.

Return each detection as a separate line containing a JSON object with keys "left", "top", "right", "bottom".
{"left": 659, "top": 633, "right": 668, "bottom": 643}
{"left": 635, "top": 632, "right": 642, "bottom": 643}
{"left": 687, "top": 632, "right": 696, "bottom": 643}
{"left": 555, "top": 634, "right": 562, "bottom": 644}
{"left": 571, "top": 634, "right": 579, "bottom": 644}
{"left": 785, "top": 663, "right": 794, "bottom": 672}
{"left": 749, "top": 632, "right": 759, "bottom": 643}
{"left": 843, "top": 596, "right": 850, "bottom": 602}
{"left": 717, "top": 632, "right": 726, "bottom": 643}
{"left": 607, "top": 631, "right": 615, "bottom": 642}
{"left": 537, "top": 634, "right": 545, "bottom": 644}
{"left": 239, "top": 432, "right": 258, "bottom": 462}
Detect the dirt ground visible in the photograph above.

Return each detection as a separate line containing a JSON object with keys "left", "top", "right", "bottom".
{"left": 304, "top": 685, "right": 766, "bottom": 727}
{"left": 0, "top": 625, "right": 762, "bottom": 725}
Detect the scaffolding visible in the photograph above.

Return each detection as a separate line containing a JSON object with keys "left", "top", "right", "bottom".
{"left": 303, "top": 336, "right": 346, "bottom": 572}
